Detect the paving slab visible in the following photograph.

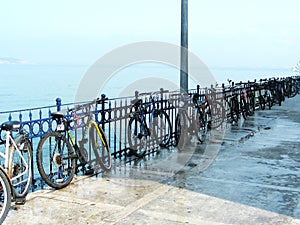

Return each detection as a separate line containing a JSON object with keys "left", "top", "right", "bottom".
{"left": 4, "top": 175, "right": 300, "bottom": 225}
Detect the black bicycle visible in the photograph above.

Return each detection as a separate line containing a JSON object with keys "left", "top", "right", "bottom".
{"left": 172, "top": 92, "right": 210, "bottom": 150}
{"left": 127, "top": 92, "right": 172, "bottom": 157}
{"left": 223, "top": 85, "right": 239, "bottom": 124}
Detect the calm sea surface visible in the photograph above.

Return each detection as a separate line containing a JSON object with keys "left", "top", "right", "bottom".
{"left": 0, "top": 64, "right": 293, "bottom": 113}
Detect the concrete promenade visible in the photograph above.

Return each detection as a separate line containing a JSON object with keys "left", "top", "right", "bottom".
{"left": 4, "top": 95, "right": 300, "bottom": 225}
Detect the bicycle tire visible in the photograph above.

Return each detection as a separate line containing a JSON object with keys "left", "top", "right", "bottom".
{"left": 174, "top": 112, "right": 187, "bottom": 151}
{"left": 247, "top": 96, "right": 255, "bottom": 116}
{"left": 209, "top": 101, "right": 225, "bottom": 129}
{"left": 289, "top": 83, "right": 298, "bottom": 98}
{"left": 152, "top": 110, "right": 172, "bottom": 147}
{"left": 267, "top": 97, "right": 273, "bottom": 110}
{"left": 12, "top": 135, "right": 32, "bottom": 198}
{"left": 230, "top": 99, "right": 239, "bottom": 124}
{"left": 258, "top": 96, "right": 265, "bottom": 110}
{"left": 36, "top": 132, "right": 76, "bottom": 189}
{"left": 89, "top": 121, "right": 112, "bottom": 171}
{"left": 240, "top": 99, "right": 248, "bottom": 120}
{"left": 248, "top": 94, "right": 256, "bottom": 114}
{"left": 0, "top": 168, "right": 11, "bottom": 224}
{"left": 127, "top": 117, "right": 147, "bottom": 157}
{"left": 195, "top": 108, "right": 207, "bottom": 143}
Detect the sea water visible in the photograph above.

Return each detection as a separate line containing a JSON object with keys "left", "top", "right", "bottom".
{"left": 0, "top": 63, "right": 294, "bottom": 121}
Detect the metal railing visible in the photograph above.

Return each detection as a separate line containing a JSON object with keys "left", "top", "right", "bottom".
{"left": 0, "top": 76, "right": 299, "bottom": 190}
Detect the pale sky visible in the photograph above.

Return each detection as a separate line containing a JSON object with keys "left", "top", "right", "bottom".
{"left": 0, "top": 0, "right": 299, "bottom": 68}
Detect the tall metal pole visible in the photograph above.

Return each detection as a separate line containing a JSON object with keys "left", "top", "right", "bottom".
{"left": 180, "top": 0, "right": 188, "bottom": 93}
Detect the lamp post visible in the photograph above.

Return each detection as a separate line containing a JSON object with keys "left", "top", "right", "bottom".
{"left": 180, "top": 0, "right": 188, "bottom": 93}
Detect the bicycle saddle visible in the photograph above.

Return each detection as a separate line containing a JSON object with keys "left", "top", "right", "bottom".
{"left": 51, "top": 111, "right": 64, "bottom": 119}
{"left": 1, "top": 121, "right": 21, "bottom": 131}
{"left": 131, "top": 99, "right": 142, "bottom": 106}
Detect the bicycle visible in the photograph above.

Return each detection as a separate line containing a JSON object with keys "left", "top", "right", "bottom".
{"left": 245, "top": 81, "right": 257, "bottom": 114}
{"left": 0, "top": 167, "right": 11, "bottom": 224}
{"left": 263, "top": 80, "right": 274, "bottom": 110}
{"left": 257, "top": 80, "right": 266, "bottom": 110}
{"left": 268, "top": 78, "right": 283, "bottom": 107}
{"left": 285, "top": 77, "right": 299, "bottom": 98}
{"left": 0, "top": 121, "right": 33, "bottom": 205}
{"left": 173, "top": 92, "right": 209, "bottom": 150}
{"left": 127, "top": 92, "right": 172, "bottom": 157}
{"left": 223, "top": 85, "right": 239, "bottom": 124}
{"left": 196, "top": 86, "right": 226, "bottom": 130}
{"left": 36, "top": 99, "right": 112, "bottom": 189}
{"left": 238, "top": 83, "right": 254, "bottom": 120}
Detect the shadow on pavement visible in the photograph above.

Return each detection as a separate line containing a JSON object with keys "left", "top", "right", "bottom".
{"left": 108, "top": 95, "right": 300, "bottom": 219}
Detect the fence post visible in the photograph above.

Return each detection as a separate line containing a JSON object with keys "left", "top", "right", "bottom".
{"left": 135, "top": 91, "right": 139, "bottom": 99}
{"left": 56, "top": 98, "right": 61, "bottom": 111}
{"left": 101, "top": 94, "right": 106, "bottom": 129}
{"left": 160, "top": 88, "right": 164, "bottom": 109}
{"left": 197, "top": 85, "right": 200, "bottom": 94}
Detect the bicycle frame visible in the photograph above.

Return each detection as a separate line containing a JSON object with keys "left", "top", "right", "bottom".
{"left": 131, "top": 97, "right": 157, "bottom": 136}
{"left": 0, "top": 131, "right": 29, "bottom": 186}
{"left": 66, "top": 119, "right": 107, "bottom": 152}
{"left": 62, "top": 105, "right": 109, "bottom": 173}
{"left": 179, "top": 93, "right": 205, "bottom": 134}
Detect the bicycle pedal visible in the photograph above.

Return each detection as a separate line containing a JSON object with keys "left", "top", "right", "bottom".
{"left": 84, "top": 168, "right": 94, "bottom": 175}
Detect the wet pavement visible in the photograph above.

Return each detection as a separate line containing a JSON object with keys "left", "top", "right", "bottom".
{"left": 4, "top": 95, "right": 300, "bottom": 224}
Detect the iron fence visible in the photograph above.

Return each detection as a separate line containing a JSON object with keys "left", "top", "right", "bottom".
{"left": 0, "top": 76, "right": 299, "bottom": 190}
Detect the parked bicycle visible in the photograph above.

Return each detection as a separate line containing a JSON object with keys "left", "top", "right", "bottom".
{"left": 223, "top": 84, "right": 239, "bottom": 124}
{"left": 172, "top": 92, "right": 209, "bottom": 150}
{"left": 257, "top": 81, "right": 267, "bottom": 110}
{"left": 268, "top": 78, "right": 284, "bottom": 107}
{"left": 238, "top": 82, "right": 254, "bottom": 119}
{"left": 284, "top": 77, "right": 299, "bottom": 98}
{"left": 36, "top": 99, "right": 111, "bottom": 189}
{"left": 0, "top": 120, "right": 33, "bottom": 222}
{"left": 198, "top": 86, "right": 226, "bottom": 130}
{"left": 0, "top": 168, "right": 11, "bottom": 224}
{"left": 245, "top": 81, "right": 257, "bottom": 114}
{"left": 127, "top": 91, "right": 172, "bottom": 157}
{"left": 0, "top": 121, "right": 32, "bottom": 200}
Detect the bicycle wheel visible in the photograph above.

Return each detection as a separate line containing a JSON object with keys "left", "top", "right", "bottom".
{"left": 209, "top": 101, "right": 225, "bottom": 129}
{"left": 240, "top": 99, "right": 248, "bottom": 120}
{"left": 0, "top": 169, "right": 11, "bottom": 224}
{"left": 36, "top": 132, "right": 76, "bottom": 189}
{"left": 230, "top": 99, "right": 239, "bottom": 124}
{"left": 195, "top": 109, "right": 208, "bottom": 143}
{"left": 152, "top": 110, "right": 172, "bottom": 147}
{"left": 12, "top": 135, "right": 32, "bottom": 198}
{"left": 127, "top": 117, "right": 147, "bottom": 157}
{"left": 89, "top": 121, "right": 112, "bottom": 171}
{"left": 267, "top": 96, "right": 273, "bottom": 110}
{"left": 248, "top": 94, "right": 256, "bottom": 114}
{"left": 289, "top": 82, "right": 298, "bottom": 98}
{"left": 174, "top": 112, "right": 187, "bottom": 151}
{"left": 258, "top": 95, "right": 265, "bottom": 110}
